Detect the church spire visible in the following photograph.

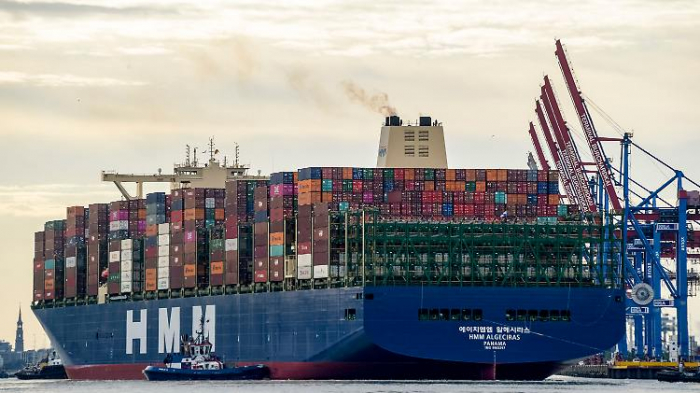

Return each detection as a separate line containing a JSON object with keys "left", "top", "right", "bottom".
{"left": 15, "top": 305, "right": 24, "bottom": 353}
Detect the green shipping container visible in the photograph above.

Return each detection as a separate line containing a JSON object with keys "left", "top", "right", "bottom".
{"left": 322, "top": 179, "right": 333, "bottom": 192}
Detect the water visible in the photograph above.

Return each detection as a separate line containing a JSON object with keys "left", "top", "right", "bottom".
{"left": 0, "top": 377, "right": 695, "bottom": 393}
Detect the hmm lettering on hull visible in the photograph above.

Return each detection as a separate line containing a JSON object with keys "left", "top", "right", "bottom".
{"left": 126, "top": 305, "right": 215, "bottom": 355}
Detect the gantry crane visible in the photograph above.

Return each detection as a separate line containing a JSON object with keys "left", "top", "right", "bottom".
{"left": 527, "top": 40, "right": 699, "bottom": 361}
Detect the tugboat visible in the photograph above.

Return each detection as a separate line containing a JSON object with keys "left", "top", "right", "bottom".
{"left": 15, "top": 351, "right": 68, "bottom": 380}
{"left": 143, "top": 318, "right": 269, "bottom": 381}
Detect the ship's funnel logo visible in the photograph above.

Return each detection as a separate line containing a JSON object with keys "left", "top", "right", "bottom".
{"left": 378, "top": 146, "right": 387, "bottom": 158}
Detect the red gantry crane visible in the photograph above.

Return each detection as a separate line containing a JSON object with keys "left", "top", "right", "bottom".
{"left": 534, "top": 101, "right": 578, "bottom": 207}
{"left": 555, "top": 39, "right": 622, "bottom": 211}
{"left": 528, "top": 122, "right": 550, "bottom": 171}
{"left": 541, "top": 76, "right": 598, "bottom": 213}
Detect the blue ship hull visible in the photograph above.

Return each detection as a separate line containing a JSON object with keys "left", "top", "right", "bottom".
{"left": 33, "top": 286, "right": 625, "bottom": 380}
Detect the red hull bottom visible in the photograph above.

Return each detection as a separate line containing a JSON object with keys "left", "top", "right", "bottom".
{"left": 66, "top": 361, "right": 560, "bottom": 381}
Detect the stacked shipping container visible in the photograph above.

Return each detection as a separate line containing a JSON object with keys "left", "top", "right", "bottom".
{"left": 269, "top": 172, "right": 296, "bottom": 282}
{"left": 34, "top": 167, "right": 574, "bottom": 303}
{"left": 33, "top": 231, "right": 44, "bottom": 302}
{"left": 169, "top": 190, "right": 184, "bottom": 290}
{"left": 87, "top": 203, "right": 109, "bottom": 297}
{"left": 64, "top": 206, "right": 87, "bottom": 299}
{"left": 253, "top": 185, "right": 269, "bottom": 284}
{"left": 43, "top": 220, "right": 65, "bottom": 300}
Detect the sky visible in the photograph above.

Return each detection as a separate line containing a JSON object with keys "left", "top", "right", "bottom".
{"left": 0, "top": 0, "right": 699, "bottom": 350}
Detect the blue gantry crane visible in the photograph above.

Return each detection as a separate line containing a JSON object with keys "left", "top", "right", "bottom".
{"left": 528, "top": 39, "right": 700, "bottom": 361}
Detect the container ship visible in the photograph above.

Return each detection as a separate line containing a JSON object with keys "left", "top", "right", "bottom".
{"left": 31, "top": 115, "right": 626, "bottom": 380}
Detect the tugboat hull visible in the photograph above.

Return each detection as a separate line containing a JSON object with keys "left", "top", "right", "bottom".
{"left": 143, "top": 364, "right": 269, "bottom": 381}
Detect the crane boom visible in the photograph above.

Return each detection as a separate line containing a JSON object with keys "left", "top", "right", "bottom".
{"left": 540, "top": 91, "right": 587, "bottom": 211}
{"left": 528, "top": 122, "right": 550, "bottom": 171}
{"left": 555, "top": 39, "right": 622, "bottom": 211}
{"left": 542, "top": 77, "right": 597, "bottom": 213}
{"left": 534, "top": 100, "right": 578, "bottom": 206}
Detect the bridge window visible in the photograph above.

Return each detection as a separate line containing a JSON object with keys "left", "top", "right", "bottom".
{"left": 461, "top": 309, "right": 472, "bottom": 321}
{"left": 439, "top": 309, "right": 449, "bottom": 321}
{"left": 344, "top": 308, "right": 356, "bottom": 320}
{"left": 505, "top": 309, "right": 515, "bottom": 321}
{"left": 418, "top": 308, "right": 429, "bottom": 321}
{"left": 516, "top": 309, "right": 527, "bottom": 322}
{"left": 561, "top": 310, "right": 571, "bottom": 322}
{"left": 550, "top": 310, "right": 560, "bottom": 322}
{"left": 473, "top": 309, "right": 483, "bottom": 321}
{"left": 539, "top": 310, "right": 549, "bottom": 322}
{"left": 528, "top": 310, "right": 538, "bottom": 321}
{"left": 450, "top": 309, "right": 461, "bottom": 321}
{"left": 429, "top": 309, "right": 439, "bottom": 320}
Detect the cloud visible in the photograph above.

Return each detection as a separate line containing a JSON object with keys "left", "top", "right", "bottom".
{"left": 0, "top": 71, "right": 147, "bottom": 87}
{"left": 0, "top": 184, "right": 117, "bottom": 218}
{"left": 0, "top": 0, "right": 179, "bottom": 17}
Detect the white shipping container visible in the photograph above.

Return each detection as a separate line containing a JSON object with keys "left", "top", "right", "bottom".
{"left": 120, "top": 282, "right": 132, "bottom": 293}
{"left": 225, "top": 239, "right": 238, "bottom": 251}
{"left": 314, "top": 265, "right": 329, "bottom": 279}
{"left": 297, "top": 259, "right": 312, "bottom": 280}
{"left": 109, "top": 221, "right": 120, "bottom": 232}
{"left": 158, "top": 267, "right": 169, "bottom": 279}
{"left": 65, "top": 256, "right": 77, "bottom": 268}
{"left": 205, "top": 198, "right": 215, "bottom": 209}
{"left": 121, "top": 239, "right": 133, "bottom": 250}
{"left": 158, "top": 223, "right": 170, "bottom": 234}
{"left": 157, "top": 278, "right": 169, "bottom": 290}
{"left": 297, "top": 265, "right": 312, "bottom": 280}
{"left": 158, "top": 245, "right": 170, "bottom": 257}
{"left": 298, "top": 254, "right": 312, "bottom": 266}
{"left": 120, "top": 249, "right": 132, "bottom": 261}
{"left": 158, "top": 256, "right": 169, "bottom": 268}
{"left": 109, "top": 251, "right": 120, "bottom": 263}
{"left": 121, "top": 259, "right": 132, "bottom": 271}
{"left": 121, "top": 271, "right": 132, "bottom": 282}
{"left": 158, "top": 234, "right": 170, "bottom": 246}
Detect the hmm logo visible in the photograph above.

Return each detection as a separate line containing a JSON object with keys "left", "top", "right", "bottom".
{"left": 378, "top": 146, "right": 387, "bottom": 157}
{"left": 125, "top": 305, "right": 216, "bottom": 355}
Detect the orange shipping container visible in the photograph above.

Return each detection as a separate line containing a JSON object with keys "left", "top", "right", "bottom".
{"left": 486, "top": 169, "right": 498, "bottom": 181}
{"left": 548, "top": 194, "right": 560, "bottom": 205}
{"left": 138, "top": 209, "right": 147, "bottom": 220}
{"left": 270, "top": 232, "right": 284, "bottom": 246}
{"left": 497, "top": 169, "right": 508, "bottom": 182}
{"left": 475, "top": 181, "right": 486, "bottom": 192}
{"left": 146, "top": 268, "right": 157, "bottom": 281}
{"left": 446, "top": 169, "right": 456, "bottom": 181}
{"left": 456, "top": 181, "right": 465, "bottom": 191}
{"left": 424, "top": 181, "right": 435, "bottom": 191}
{"left": 343, "top": 167, "right": 353, "bottom": 179}
{"left": 210, "top": 261, "right": 224, "bottom": 275}
{"left": 184, "top": 209, "right": 196, "bottom": 221}
{"left": 184, "top": 264, "right": 196, "bottom": 277}
{"left": 404, "top": 169, "right": 415, "bottom": 181}
{"left": 44, "top": 279, "right": 54, "bottom": 290}
{"left": 215, "top": 208, "right": 225, "bottom": 220}
{"left": 465, "top": 169, "right": 476, "bottom": 181}
{"left": 146, "top": 279, "right": 156, "bottom": 291}
{"left": 322, "top": 192, "right": 332, "bottom": 202}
